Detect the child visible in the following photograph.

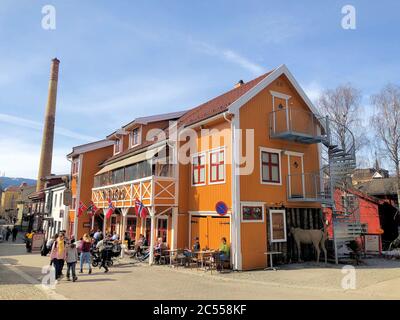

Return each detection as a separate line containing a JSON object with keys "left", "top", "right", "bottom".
{"left": 66, "top": 243, "right": 78, "bottom": 282}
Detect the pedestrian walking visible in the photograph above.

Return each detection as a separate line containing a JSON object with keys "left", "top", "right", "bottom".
{"left": 96, "top": 236, "right": 110, "bottom": 273}
{"left": 5, "top": 227, "right": 11, "bottom": 241}
{"left": 11, "top": 226, "right": 18, "bottom": 242}
{"left": 47, "top": 234, "right": 58, "bottom": 263}
{"left": 25, "top": 230, "right": 34, "bottom": 252}
{"left": 66, "top": 242, "right": 78, "bottom": 282}
{"left": 79, "top": 233, "right": 92, "bottom": 274}
{"left": 50, "top": 233, "right": 66, "bottom": 280}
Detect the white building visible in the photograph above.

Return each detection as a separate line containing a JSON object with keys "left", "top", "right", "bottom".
{"left": 44, "top": 182, "right": 70, "bottom": 238}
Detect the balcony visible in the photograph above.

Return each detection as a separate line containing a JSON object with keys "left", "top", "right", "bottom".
{"left": 269, "top": 107, "right": 327, "bottom": 144}
{"left": 287, "top": 173, "right": 332, "bottom": 204}
{"left": 92, "top": 175, "right": 176, "bottom": 209}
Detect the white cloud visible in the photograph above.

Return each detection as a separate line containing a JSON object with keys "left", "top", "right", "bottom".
{"left": 303, "top": 81, "right": 323, "bottom": 105}
{"left": 188, "top": 39, "right": 265, "bottom": 76}
{"left": 0, "top": 113, "right": 98, "bottom": 142}
{"left": 0, "top": 136, "right": 70, "bottom": 179}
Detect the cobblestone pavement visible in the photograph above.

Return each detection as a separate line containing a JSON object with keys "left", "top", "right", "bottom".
{"left": 1, "top": 237, "right": 400, "bottom": 299}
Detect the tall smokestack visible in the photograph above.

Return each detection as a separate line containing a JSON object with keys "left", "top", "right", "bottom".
{"left": 36, "top": 58, "right": 60, "bottom": 191}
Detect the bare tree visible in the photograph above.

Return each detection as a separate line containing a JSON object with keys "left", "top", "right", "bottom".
{"left": 317, "top": 83, "right": 366, "bottom": 153}
{"left": 370, "top": 84, "right": 400, "bottom": 206}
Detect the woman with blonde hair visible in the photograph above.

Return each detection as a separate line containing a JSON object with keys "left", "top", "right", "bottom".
{"left": 79, "top": 233, "right": 92, "bottom": 274}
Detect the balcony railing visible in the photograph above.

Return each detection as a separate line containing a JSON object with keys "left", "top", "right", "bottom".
{"left": 287, "top": 173, "right": 331, "bottom": 203}
{"left": 269, "top": 107, "right": 326, "bottom": 144}
{"left": 92, "top": 175, "right": 176, "bottom": 209}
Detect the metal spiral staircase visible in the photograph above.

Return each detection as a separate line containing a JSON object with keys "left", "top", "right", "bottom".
{"left": 269, "top": 107, "right": 362, "bottom": 263}
{"left": 321, "top": 117, "right": 363, "bottom": 263}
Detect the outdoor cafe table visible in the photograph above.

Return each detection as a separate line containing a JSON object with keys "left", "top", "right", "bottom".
{"left": 165, "top": 249, "right": 181, "bottom": 267}
{"left": 196, "top": 250, "right": 216, "bottom": 268}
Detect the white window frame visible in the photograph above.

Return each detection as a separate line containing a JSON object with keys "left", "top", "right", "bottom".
{"left": 259, "top": 147, "right": 282, "bottom": 186}
{"left": 191, "top": 152, "right": 207, "bottom": 187}
{"left": 208, "top": 146, "right": 226, "bottom": 185}
{"left": 240, "top": 201, "right": 265, "bottom": 223}
{"left": 72, "top": 159, "right": 79, "bottom": 176}
{"left": 129, "top": 127, "right": 142, "bottom": 148}
{"left": 269, "top": 209, "right": 287, "bottom": 243}
{"left": 156, "top": 215, "right": 168, "bottom": 242}
{"left": 114, "top": 138, "right": 122, "bottom": 155}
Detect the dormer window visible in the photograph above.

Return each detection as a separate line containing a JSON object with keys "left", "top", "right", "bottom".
{"left": 114, "top": 138, "right": 122, "bottom": 155}
{"left": 130, "top": 127, "right": 141, "bottom": 148}
{"left": 72, "top": 159, "right": 79, "bottom": 176}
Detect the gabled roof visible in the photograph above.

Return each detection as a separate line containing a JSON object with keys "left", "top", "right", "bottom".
{"left": 67, "top": 139, "right": 114, "bottom": 158}
{"left": 178, "top": 71, "right": 273, "bottom": 127}
{"left": 123, "top": 110, "right": 187, "bottom": 130}
{"left": 356, "top": 177, "right": 398, "bottom": 196}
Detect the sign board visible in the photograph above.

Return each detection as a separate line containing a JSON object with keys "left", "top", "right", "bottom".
{"left": 215, "top": 201, "right": 228, "bottom": 216}
{"left": 31, "top": 233, "right": 45, "bottom": 252}
{"left": 364, "top": 234, "right": 381, "bottom": 254}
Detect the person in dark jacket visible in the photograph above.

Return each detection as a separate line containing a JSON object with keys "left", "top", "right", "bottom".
{"left": 11, "top": 226, "right": 18, "bottom": 242}
{"left": 5, "top": 227, "right": 11, "bottom": 241}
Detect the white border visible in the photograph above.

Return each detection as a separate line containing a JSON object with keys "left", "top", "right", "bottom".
{"left": 240, "top": 201, "right": 265, "bottom": 223}
{"left": 269, "top": 209, "right": 287, "bottom": 242}
{"left": 191, "top": 151, "right": 207, "bottom": 187}
{"left": 208, "top": 146, "right": 226, "bottom": 185}
{"left": 259, "top": 147, "right": 282, "bottom": 186}
{"left": 129, "top": 126, "right": 142, "bottom": 148}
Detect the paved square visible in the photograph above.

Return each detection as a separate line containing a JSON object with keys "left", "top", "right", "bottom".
{"left": 1, "top": 238, "right": 400, "bottom": 300}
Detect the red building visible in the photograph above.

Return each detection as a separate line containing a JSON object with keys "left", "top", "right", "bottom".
{"left": 324, "top": 187, "right": 384, "bottom": 253}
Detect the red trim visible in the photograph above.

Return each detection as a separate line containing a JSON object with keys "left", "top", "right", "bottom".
{"left": 261, "top": 151, "right": 280, "bottom": 183}
{"left": 210, "top": 150, "right": 225, "bottom": 183}
{"left": 192, "top": 154, "right": 205, "bottom": 185}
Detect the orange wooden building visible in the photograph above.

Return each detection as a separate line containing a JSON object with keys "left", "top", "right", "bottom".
{"left": 71, "top": 64, "right": 329, "bottom": 270}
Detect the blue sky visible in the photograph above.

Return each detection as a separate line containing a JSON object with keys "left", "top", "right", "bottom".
{"left": 0, "top": 0, "right": 399, "bottom": 178}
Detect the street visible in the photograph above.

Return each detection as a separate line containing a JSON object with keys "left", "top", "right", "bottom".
{"left": 1, "top": 237, "right": 400, "bottom": 300}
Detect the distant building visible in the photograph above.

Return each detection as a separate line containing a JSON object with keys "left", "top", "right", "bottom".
{"left": 356, "top": 177, "right": 398, "bottom": 206}
{"left": 16, "top": 183, "right": 36, "bottom": 229}
{"left": 352, "top": 168, "right": 389, "bottom": 185}
{"left": 43, "top": 178, "right": 70, "bottom": 239}
{"left": 0, "top": 185, "right": 20, "bottom": 223}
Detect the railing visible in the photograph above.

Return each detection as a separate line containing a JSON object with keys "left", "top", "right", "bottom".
{"left": 92, "top": 175, "right": 176, "bottom": 209}
{"left": 269, "top": 107, "right": 326, "bottom": 143}
{"left": 287, "top": 173, "right": 331, "bottom": 203}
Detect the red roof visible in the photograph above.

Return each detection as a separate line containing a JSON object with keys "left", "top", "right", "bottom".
{"left": 178, "top": 71, "right": 272, "bottom": 127}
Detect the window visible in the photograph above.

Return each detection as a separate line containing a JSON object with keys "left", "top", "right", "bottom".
{"left": 72, "top": 159, "right": 79, "bottom": 175}
{"left": 269, "top": 209, "right": 287, "bottom": 242}
{"left": 130, "top": 128, "right": 141, "bottom": 147}
{"left": 59, "top": 193, "right": 63, "bottom": 207}
{"left": 114, "top": 138, "right": 122, "bottom": 154}
{"left": 157, "top": 217, "right": 168, "bottom": 243}
{"left": 261, "top": 150, "right": 280, "bottom": 184}
{"left": 54, "top": 194, "right": 58, "bottom": 208}
{"left": 241, "top": 202, "right": 265, "bottom": 222}
{"left": 192, "top": 153, "right": 206, "bottom": 186}
{"left": 126, "top": 217, "right": 137, "bottom": 240}
{"left": 209, "top": 149, "right": 225, "bottom": 183}
{"left": 72, "top": 197, "right": 77, "bottom": 210}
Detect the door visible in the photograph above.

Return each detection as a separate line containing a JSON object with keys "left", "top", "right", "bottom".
{"left": 289, "top": 155, "right": 304, "bottom": 198}
{"left": 207, "top": 216, "right": 230, "bottom": 250}
{"left": 190, "top": 215, "right": 230, "bottom": 250}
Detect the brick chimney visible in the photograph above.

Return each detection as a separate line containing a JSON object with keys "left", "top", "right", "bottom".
{"left": 36, "top": 58, "right": 60, "bottom": 191}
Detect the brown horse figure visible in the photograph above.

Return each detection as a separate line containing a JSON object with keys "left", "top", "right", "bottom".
{"left": 291, "top": 226, "right": 328, "bottom": 263}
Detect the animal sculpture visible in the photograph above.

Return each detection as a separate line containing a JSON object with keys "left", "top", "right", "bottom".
{"left": 291, "top": 227, "right": 328, "bottom": 263}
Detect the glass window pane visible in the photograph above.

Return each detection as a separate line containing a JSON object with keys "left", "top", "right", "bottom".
{"left": 262, "top": 152, "right": 269, "bottom": 163}
{"left": 219, "top": 151, "right": 224, "bottom": 162}
{"left": 271, "top": 166, "right": 279, "bottom": 182}
{"left": 262, "top": 165, "right": 270, "bottom": 181}
{"left": 193, "top": 169, "right": 199, "bottom": 184}
{"left": 211, "top": 166, "right": 217, "bottom": 181}
{"left": 218, "top": 164, "right": 224, "bottom": 180}
{"left": 200, "top": 167, "right": 205, "bottom": 183}
{"left": 271, "top": 153, "right": 279, "bottom": 164}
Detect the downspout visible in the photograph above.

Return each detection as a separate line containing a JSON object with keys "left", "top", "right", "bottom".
{"left": 224, "top": 111, "right": 242, "bottom": 271}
